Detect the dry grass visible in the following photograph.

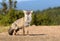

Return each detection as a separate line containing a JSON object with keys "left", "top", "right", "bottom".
{"left": 0, "top": 26, "right": 9, "bottom": 33}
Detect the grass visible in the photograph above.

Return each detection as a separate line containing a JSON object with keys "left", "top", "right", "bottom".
{"left": 0, "top": 26, "right": 10, "bottom": 33}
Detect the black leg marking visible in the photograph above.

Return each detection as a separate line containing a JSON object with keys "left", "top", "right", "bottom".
{"left": 8, "top": 28, "right": 14, "bottom": 35}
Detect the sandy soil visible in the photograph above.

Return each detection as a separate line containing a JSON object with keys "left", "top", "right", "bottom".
{"left": 0, "top": 26, "right": 60, "bottom": 41}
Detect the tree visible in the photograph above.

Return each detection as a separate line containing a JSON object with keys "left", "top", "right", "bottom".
{"left": 9, "top": 0, "right": 13, "bottom": 9}
{"left": 9, "top": 0, "right": 17, "bottom": 9}
{"left": 0, "top": 0, "right": 17, "bottom": 14}
{"left": 14, "top": 0, "right": 17, "bottom": 8}
{"left": 0, "top": 0, "right": 7, "bottom": 14}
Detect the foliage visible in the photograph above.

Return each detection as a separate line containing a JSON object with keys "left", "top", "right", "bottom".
{"left": 0, "top": 9, "right": 24, "bottom": 26}
{"left": 0, "top": 6, "right": 60, "bottom": 26}
{"left": 31, "top": 7, "right": 60, "bottom": 25}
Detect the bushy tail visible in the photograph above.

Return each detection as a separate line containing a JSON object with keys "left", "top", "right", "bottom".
{"left": 8, "top": 27, "right": 14, "bottom": 35}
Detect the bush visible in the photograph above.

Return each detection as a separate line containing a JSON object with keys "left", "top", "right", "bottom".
{"left": 0, "top": 9, "right": 24, "bottom": 26}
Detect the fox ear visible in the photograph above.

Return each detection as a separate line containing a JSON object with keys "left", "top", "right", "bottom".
{"left": 23, "top": 10, "right": 27, "bottom": 13}
{"left": 30, "top": 11, "right": 33, "bottom": 14}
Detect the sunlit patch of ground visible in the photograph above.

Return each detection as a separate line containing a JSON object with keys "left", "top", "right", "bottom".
{"left": 0, "top": 26, "right": 60, "bottom": 41}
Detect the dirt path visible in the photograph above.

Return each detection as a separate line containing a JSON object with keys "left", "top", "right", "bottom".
{"left": 0, "top": 26, "right": 60, "bottom": 41}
